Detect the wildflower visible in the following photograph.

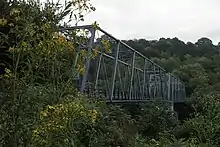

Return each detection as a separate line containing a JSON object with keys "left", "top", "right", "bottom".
{"left": 10, "top": 8, "right": 20, "bottom": 16}
{"left": 0, "top": 18, "right": 7, "bottom": 26}
{"left": 48, "top": 105, "right": 55, "bottom": 110}
{"left": 77, "top": 64, "right": 85, "bottom": 74}
{"left": 40, "top": 111, "right": 48, "bottom": 117}
{"left": 92, "top": 48, "right": 99, "bottom": 58}
{"left": 21, "top": 41, "right": 27, "bottom": 48}
{"left": 53, "top": 32, "right": 59, "bottom": 37}
{"left": 5, "top": 68, "right": 11, "bottom": 74}
{"left": 3, "top": 68, "right": 12, "bottom": 78}
{"left": 81, "top": 49, "right": 87, "bottom": 57}
{"left": 58, "top": 35, "right": 66, "bottom": 42}
{"left": 89, "top": 109, "right": 98, "bottom": 123}
{"left": 101, "top": 39, "right": 111, "bottom": 53}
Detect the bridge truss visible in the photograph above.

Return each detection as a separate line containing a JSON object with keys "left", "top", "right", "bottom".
{"left": 59, "top": 25, "right": 186, "bottom": 105}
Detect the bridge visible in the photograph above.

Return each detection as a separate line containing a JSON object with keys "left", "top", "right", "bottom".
{"left": 60, "top": 24, "right": 186, "bottom": 110}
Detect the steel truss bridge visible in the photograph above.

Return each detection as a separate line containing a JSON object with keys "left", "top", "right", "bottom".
{"left": 60, "top": 25, "right": 186, "bottom": 109}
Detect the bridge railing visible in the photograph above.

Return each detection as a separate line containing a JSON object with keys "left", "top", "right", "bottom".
{"left": 59, "top": 25, "right": 186, "bottom": 103}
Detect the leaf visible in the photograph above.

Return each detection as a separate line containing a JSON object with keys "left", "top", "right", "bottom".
{"left": 64, "top": 2, "right": 72, "bottom": 11}
{"left": 69, "top": 11, "right": 73, "bottom": 19}
{"left": 90, "top": 6, "right": 96, "bottom": 11}
{"left": 79, "top": 14, "right": 83, "bottom": 18}
{"left": 74, "top": 14, "right": 77, "bottom": 20}
{"left": 60, "top": 10, "right": 71, "bottom": 19}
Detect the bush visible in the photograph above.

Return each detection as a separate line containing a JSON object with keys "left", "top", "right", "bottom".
{"left": 0, "top": 2, "right": 136, "bottom": 146}
{"left": 0, "top": 0, "right": 96, "bottom": 146}
{"left": 123, "top": 102, "right": 178, "bottom": 140}
{"left": 175, "top": 92, "right": 220, "bottom": 146}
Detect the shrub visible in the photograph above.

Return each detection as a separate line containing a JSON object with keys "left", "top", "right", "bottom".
{"left": 123, "top": 102, "right": 178, "bottom": 140}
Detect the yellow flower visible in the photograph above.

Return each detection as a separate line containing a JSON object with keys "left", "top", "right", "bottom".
{"left": 92, "top": 109, "right": 98, "bottom": 114}
{"left": 101, "top": 39, "right": 111, "bottom": 53}
{"left": 81, "top": 49, "right": 87, "bottom": 57}
{"left": 5, "top": 68, "right": 11, "bottom": 74}
{"left": 21, "top": 41, "right": 27, "bottom": 48}
{"left": 0, "top": 18, "right": 7, "bottom": 26}
{"left": 89, "top": 109, "right": 98, "bottom": 123}
{"left": 48, "top": 105, "right": 55, "bottom": 110}
{"left": 10, "top": 8, "right": 20, "bottom": 16}
{"left": 3, "top": 68, "right": 12, "bottom": 78}
{"left": 77, "top": 64, "right": 85, "bottom": 75}
{"left": 92, "top": 48, "right": 99, "bottom": 58}
{"left": 58, "top": 35, "right": 66, "bottom": 43}
{"left": 33, "top": 129, "right": 38, "bottom": 134}
{"left": 40, "top": 111, "right": 48, "bottom": 117}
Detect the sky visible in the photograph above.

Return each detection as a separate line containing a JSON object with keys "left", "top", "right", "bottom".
{"left": 77, "top": 0, "right": 220, "bottom": 44}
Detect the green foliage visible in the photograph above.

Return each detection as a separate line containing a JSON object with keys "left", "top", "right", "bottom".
{"left": 122, "top": 27, "right": 220, "bottom": 147}
{"left": 0, "top": 1, "right": 135, "bottom": 146}
{"left": 124, "top": 103, "right": 178, "bottom": 140}
{"left": 1, "top": 0, "right": 220, "bottom": 146}
{"left": 90, "top": 104, "right": 135, "bottom": 147}
{"left": 135, "top": 134, "right": 211, "bottom": 147}
{"left": 0, "top": 0, "right": 97, "bottom": 146}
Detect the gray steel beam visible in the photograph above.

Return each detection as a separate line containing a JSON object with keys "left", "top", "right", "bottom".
{"left": 142, "top": 59, "right": 147, "bottom": 99}
{"left": 110, "top": 41, "right": 121, "bottom": 102}
{"left": 80, "top": 28, "right": 96, "bottom": 92}
{"left": 167, "top": 74, "right": 171, "bottom": 101}
{"left": 94, "top": 53, "right": 103, "bottom": 89}
{"left": 129, "top": 52, "right": 136, "bottom": 100}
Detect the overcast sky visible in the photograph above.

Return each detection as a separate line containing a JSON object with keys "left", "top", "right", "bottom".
{"left": 78, "top": 0, "right": 220, "bottom": 44}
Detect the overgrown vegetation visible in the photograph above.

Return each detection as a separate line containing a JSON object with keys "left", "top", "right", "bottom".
{"left": 0, "top": 0, "right": 220, "bottom": 146}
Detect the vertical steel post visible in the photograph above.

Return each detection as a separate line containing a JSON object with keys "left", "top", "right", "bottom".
{"left": 129, "top": 52, "right": 136, "bottom": 100}
{"left": 180, "top": 82, "right": 183, "bottom": 101}
{"left": 102, "top": 58, "right": 111, "bottom": 97}
{"left": 137, "top": 70, "right": 141, "bottom": 100}
{"left": 159, "top": 69, "right": 164, "bottom": 99}
{"left": 110, "top": 41, "right": 120, "bottom": 102}
{"left": 80, "top": 28, "right": 96, "bottom": 92}
{"left": 167, "top": 74, "right": 171, "bottom": 101}
{"left": 117, "top": 64, "right": 123, "bottom": 95}
{"left": 94, "top": 53, "right": 103, "bottom": 89}
{"left": 183, "top": 83, "right": 186, "bottom": 100}
{"left": 169, "top": 74, "right": 174, "bottom": 111}
{"left": 153, "top": 65, "right": 157, "bottom": 98}
{"left": 174, "top": 78, "right": 177, "bottom": 102}
{"left": 171, "top": 76, "right": 174, "bottom": 102}
{"left": 177, "top": 81, "right": 180, "bottom": 102}
{"left": 142, "top": 59, "right": 147, "bottom": 99}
